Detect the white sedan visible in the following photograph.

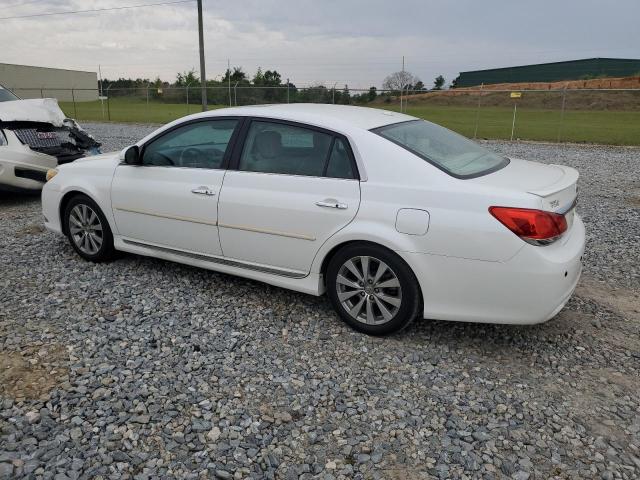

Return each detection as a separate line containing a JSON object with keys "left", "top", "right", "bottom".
{"left": 42, "top": 104, "right": 585, "bottom": 335}
{"left": 0, "top": 86, "right": 100, "bottom": 192}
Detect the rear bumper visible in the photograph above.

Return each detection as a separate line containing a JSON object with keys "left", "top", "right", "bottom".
{"left": 400, "top": 213, "right": 586, "bottom": 325}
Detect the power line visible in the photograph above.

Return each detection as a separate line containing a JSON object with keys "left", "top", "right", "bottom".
{"left": 0, "top": 0, "right": 194, "bottom": 20}
{"left": 3, "top": 1, "right": 45, "bottom": 9}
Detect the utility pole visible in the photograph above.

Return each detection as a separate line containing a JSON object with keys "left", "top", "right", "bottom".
{"left": 197, "top": 0, "right": 207, "bottom": 111}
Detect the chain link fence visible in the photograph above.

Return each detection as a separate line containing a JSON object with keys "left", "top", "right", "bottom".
{"left": 9, "top": 86, "right": 640, "bottom": 145}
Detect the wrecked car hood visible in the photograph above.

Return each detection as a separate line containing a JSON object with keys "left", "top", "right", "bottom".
{"left": 0, "top": 98, "right": 67, "bottom": 126}
{"left": 0, "top": 98, "right": 101, "bottom": 164}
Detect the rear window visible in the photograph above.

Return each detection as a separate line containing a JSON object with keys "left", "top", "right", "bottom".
{"left": 0, "top": 86, "right": 19, "bottom": 102}
{"left": 372, "top": 119, "right": 509, "bottom": 178}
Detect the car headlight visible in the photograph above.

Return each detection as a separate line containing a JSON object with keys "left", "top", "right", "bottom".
{"left": 46, "top": 169, "right": 59, "bottom": 182}
{"left": 0, "top": 130, "right": 6, "bottom": 146}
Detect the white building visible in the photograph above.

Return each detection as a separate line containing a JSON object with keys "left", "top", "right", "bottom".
{"left": 0, "top": 63, "right": 98, "bottom": 102}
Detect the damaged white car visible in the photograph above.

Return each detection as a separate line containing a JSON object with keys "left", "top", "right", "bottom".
{"left": 0, "top": 85, "right": 100, "bottom": 192}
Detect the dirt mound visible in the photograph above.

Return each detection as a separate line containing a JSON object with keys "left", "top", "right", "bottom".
{"left": 456, "top": 75, "right": 640, "bottom": 91}
{"left": 374, "top": 82, "right": 640, "bottom": 111}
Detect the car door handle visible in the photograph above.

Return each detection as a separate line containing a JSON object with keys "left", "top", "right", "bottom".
{"left": 316, "top": 200, "right": 348, "bottom": 210}
{"left": 191, "top": 186, "right": 216, "bottom": 196}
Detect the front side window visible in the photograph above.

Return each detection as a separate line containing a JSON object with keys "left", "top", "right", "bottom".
{"left": 239, "top": 121, "right": 354, "bottom": 178}
{"left": 142, "top": 119, "right": 238, "bottom": 169}
{"left": 373, "top": 120, "right": 509, "bottom": 178}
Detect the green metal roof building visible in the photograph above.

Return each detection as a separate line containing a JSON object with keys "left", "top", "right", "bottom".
{"left": 455, "top": 58, "right": 640, "bottom": 87}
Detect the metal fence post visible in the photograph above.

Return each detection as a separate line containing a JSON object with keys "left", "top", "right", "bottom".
{"left": 146, "top": 84, "right": 150, "bottom": 123}
{"left": 186, "top": 82, "right": 192, "bottom": 114}
{"left": 71, "top": 88, "right": 78, "bottom": 119}
{"left": 510, "top": 102, "right": 517, "bottom": 141}
{"left": 286, "top": 78, "right": 290, "bottom": 104}
{"left": 234, "top": 82, "right": 238, "bottom": 106}
{"left": 106, "top": 85, "right": 112, "bottom": 121}
{"left": 557, "top": 85, "right": 568, "bottom": 142}
{"left": 40, "top": 88, "right": 44, "bottom": 98}
{"left": 473, "top": 83, "right": 484, "bottom": 139}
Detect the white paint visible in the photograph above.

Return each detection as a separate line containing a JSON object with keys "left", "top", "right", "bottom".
{"left": 218, "top": 170, "right": 360, "bottom": 272}
{"left": 111, "top": 165, "right": 226, "bottom": 256}
{"left": 395, "top": 208, "right": 430, "bottom": 235}
{"left": 0, "top": 98, "right": 67, "bottom": 126}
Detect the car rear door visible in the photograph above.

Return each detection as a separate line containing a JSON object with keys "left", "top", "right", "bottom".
{"left": 217, "top": 118, "right": 361, "bottom": 275}
{"left": 111, "top": 118, "right": 241, "bottom": 256}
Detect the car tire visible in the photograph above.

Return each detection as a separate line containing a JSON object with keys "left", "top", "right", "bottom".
{"left": 63, "top": 194, "right": 115, "bottom": 262}
{"left": 326, "top": 243, "right": 422, "bottom": 335}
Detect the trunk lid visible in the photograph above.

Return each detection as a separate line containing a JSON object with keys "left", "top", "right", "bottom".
{"left": 473, "top": 157, "right": 578, "bottom": 212}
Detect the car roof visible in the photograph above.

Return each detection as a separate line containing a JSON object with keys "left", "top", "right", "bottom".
{"left": 194, "top": 103, "right": 418, "bottom": 131}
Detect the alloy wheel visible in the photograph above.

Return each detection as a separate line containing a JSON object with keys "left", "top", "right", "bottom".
{"left": 336, "top": 256, "right": 402, "bottom": 325}
{"left": 69, "top": 204, "right": 103, "bottom": 256}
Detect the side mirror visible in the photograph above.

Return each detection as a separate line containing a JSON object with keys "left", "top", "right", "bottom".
{"left": 120, "top": 145, "right": 141, "bottom": 165}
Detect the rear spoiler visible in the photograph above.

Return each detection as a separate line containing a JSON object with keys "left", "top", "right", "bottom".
{"left": 527, "top": 164, "right": 579, "bottom": 197}
{"left": 527, "top": 164, "right": 579, "bottom": 212}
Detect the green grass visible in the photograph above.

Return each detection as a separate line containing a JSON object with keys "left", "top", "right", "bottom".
{"left": 385, "top": 105, "right": 640, "bottom": 146}
{"left": 59, "top": 97, "right": 225, "bottom": 124}
{"left": 59, "top": 98, "right": 640, "bottom": 145}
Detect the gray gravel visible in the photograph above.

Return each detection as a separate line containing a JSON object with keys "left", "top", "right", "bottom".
{"left": 1, "top": 122, "right": 639, "bottom": 479}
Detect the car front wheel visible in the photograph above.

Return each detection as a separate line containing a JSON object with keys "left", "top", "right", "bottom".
{"left": 326, "top": 243, "right": 422, "bottom": 335}
{"left": 63, "top": 194, "right": 115, "bottom": 262}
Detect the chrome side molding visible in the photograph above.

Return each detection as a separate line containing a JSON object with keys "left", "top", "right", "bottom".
{"left": 114, "top": 206, "right": 217, "bottom": 226}
{"left": 122, "top": 239, "right": 308, "bottom": 279}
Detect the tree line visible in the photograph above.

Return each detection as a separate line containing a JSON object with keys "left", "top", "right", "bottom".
{"left": 99, "top": 67, "right": 450, "bottom": 106}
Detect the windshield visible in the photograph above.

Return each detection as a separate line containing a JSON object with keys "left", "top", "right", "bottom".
{"left": 372, "top": 119, "right": 509, "bottom": 178}
{"left": 0, "top": 86, "right": 20, "bottom": 102}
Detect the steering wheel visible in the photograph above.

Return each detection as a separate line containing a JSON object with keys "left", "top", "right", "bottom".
{"left": 210, "top": 147, "right": 224, "bottom": 159}
{"left": 148, "top": 151, "right": 175, "bottom": 166}
{"left": 180, "top": 147, "right": 204, "bottom": 167}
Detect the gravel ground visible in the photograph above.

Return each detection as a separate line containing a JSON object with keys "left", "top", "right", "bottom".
{"left": 1, "top": 122, "right": 639, "bottom": 479}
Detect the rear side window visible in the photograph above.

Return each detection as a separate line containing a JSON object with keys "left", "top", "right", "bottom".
{"left": 239, "top": 120, "right": 356, "bottom": 179}
{"left": 372, "top": 119, "right": 509, "bottom": 178}
{"left": 325, "top": 138, "right": 355, "bottom": 179}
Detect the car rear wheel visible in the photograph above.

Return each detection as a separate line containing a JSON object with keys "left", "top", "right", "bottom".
{"left": 64, "top": 194, "right": 115, "bottom": 262}
{"left": 326, "top": 243, "right": 421, "bottom": 335}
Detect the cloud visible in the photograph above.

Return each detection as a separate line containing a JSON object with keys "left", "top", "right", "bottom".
{"left": 0, "top": 0, "right": 638, "bottom": 88}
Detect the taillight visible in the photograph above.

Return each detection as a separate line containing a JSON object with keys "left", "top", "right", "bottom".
{"left": 489, "top": 206, "right": 567, "bottom": 245}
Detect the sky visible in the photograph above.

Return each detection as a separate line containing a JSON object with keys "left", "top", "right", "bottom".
{"left": 0, "top": 0, "right": 639, "bottom": 90}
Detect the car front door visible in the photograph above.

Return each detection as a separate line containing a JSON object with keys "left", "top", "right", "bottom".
{"left": 111, "top": 118, "right": 240, "bottom": 255}
{"left": 217, "top": 119, "right": 361, "bottom": 275}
